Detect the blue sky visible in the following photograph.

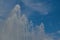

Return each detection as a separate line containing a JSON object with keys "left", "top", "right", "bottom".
{"left": 0, "top": 0, "right": 60, "bottom": 40}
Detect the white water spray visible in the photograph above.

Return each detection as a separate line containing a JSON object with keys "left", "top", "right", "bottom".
{"left": 0, "top": 4, "right": 54, "bottom": 40}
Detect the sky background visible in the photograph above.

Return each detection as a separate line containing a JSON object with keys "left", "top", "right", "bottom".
{"left": 0, "top": 0, "right": 60, "bottom": 40}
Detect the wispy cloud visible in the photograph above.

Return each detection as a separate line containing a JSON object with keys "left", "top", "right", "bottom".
{"left": 21, "top": 0, "right": 52, "bottom": 15}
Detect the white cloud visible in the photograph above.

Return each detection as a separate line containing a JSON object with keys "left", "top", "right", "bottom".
{"left": 57, "top": 30, "right": 60, "bottom": 34}
{"left": 21, "top": 0, "right": 52, "bottom": 15}
{"left": 0, "top": 4, "right": 59, "bottom": 40}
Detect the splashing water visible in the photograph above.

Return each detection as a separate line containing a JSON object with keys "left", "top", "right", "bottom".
{"left": 0, "top": 4, "right": 54, "bottom": 40}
